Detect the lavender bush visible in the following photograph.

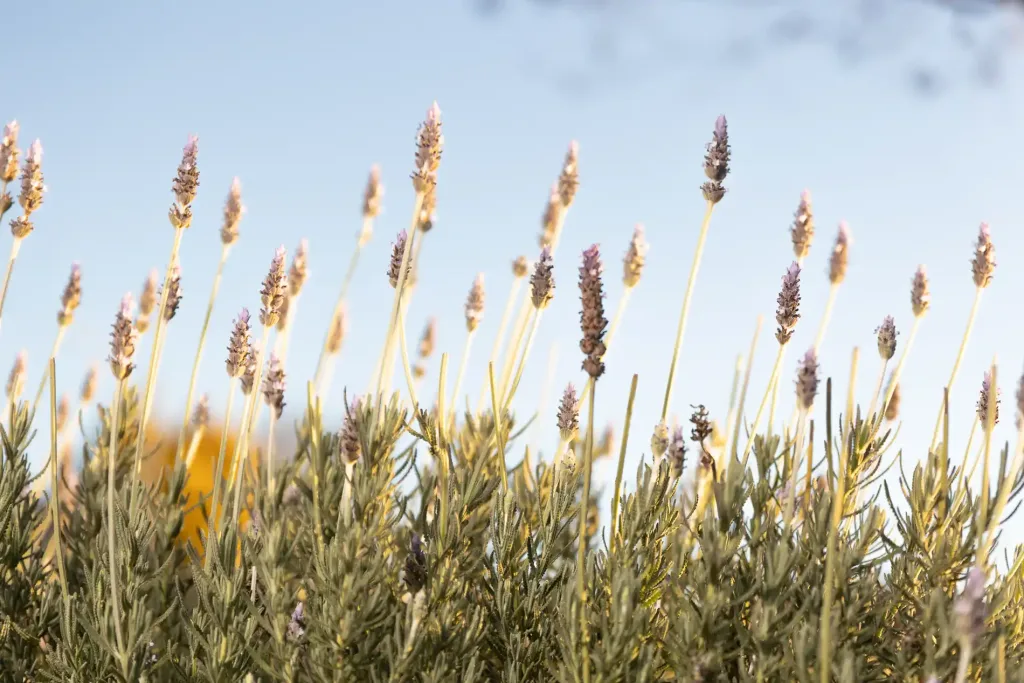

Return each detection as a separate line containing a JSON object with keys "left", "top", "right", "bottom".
{"left": 0, "top": 111, "right": 1021, "bottom": 683}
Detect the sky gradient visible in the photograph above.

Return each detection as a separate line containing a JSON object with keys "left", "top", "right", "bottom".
{"left": 6, "top": 0, "right": 1024, "bottom": 547}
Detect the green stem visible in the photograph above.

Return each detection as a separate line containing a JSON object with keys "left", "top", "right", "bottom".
{"left": 31, "top": 327, "right": 67, "bottom": 416}
{"left": 577, "top": 379, "right": 597, "bottom": 683}
{"left": 476, "top": 274, "right": 524, "bottom": 413}
{"left": 230, "top": 326, "right": 272, "bottom": 532}
{"left": 47, "top": 359, "right": 70, "bottom": 615}
{"left": 206, "top": 379, "right": 237, "bottom": 568}
{"left": 129, "top": 226, "right": 185, "bottom": 517}
{"left": 106, "top": 379, "right": 127, "bottom": 659}
{"left": 739, "top": 343, "right": 786, "bottom": 469}
{"left": 610, "top": 374, "right": 638, "bottom": 554}
{"left": 175, "top": 245, "right": 229, "bottom": 470}
{"left": 314, "top": 218, "right": 369, "bottom": 388}
{"left": 488, "top": 362, "right": 509, "bottom": 491}
{"left": 661, "top": 201, "right": 715, "bottom": 422}
{"left": 929, "top": 287, "right": 983, "bottom": 452}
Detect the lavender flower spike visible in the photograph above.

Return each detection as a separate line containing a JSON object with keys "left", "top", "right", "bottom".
{"left": 775, "top": 262, "right": 802, "bottom": 345}
{"left": 578, "top": 244, "right": 608, "bottom": 379}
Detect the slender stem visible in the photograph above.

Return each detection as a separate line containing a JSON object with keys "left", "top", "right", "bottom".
{"left": 501, "top": 309, "right": 542, "bottom": 414}
{"left": 929, "top": 287, "right": 984, "bottom": 452}
{"left": 106, "top": 379, "right": 127, "bottom": 657}
{"left": 340, "top": 460, "right": 356, "bottom": 525}
{"left": 477, "top": 275, "right": 525, "bottom": 412}
{"left": 129, "top": 227, "right": 185, "bottom": 516}
{"left": 397, "top": 299, "right": 420, "bottom": 410}
{"left": 953, "top": 642, "right": 972, "bottom": 683}
{"left": 729, "top": 317, "right": 763, "bottom": 467}
{"left": 314, "top": 219, "right": 369, "bottom": 387}
{"left": 661, "top": 202, "right": 715, "bottom": 421}
{"left": 307, "top": 384, "right": 326, "bottom": 556}
{"left": 450, "top": 329, "right": 476, "bottom": 416}
{"left": 961, "top": 418, "right": 981, "bottom": 484}
{"left": 266, "top": 412, "right": 277, "bottom": 500}
{"left": 739, "top": 344, "right": 787, "bottom": 468}
{"left": 175, "top": 245, "right": 229, "bottom": 470}
{"left": 0, "top": 237, "right": 23, "bottom": 335}
{"left": 375, "top": 196, "right": 424, "bottom": 399}
{"left": 783, "top": 412, "right": 806, "bottom": 526}
{"left": 274, "top": 293, "right": 301, "bottom": 369}
{"left": 495, "top": 297, "right": 533, "bottom": 409}
{"left": 577, "top": 379, "right": 597, "bottom": 683}
{"left": 530, "top": 342, "right": 559, "bottom": 456}
{"left": 184, "top": 425, "right": 205, "bottom": 470}
{"left": 721, "top": 354, "right": 743, "bottom": 463}
{"left": 31, "top": 327, "right": 67, "bottom": 415}
{"left": 813, "top": 283, "right": 839, "bottom": 352}
{"left": 230, "top": 326, "right": 272, "bottom": 531}
{"left": 980, "top": 426, "right": 1024, "bottom": 568}
{"left": 438, "top": 354, "right": 450, "bottom": 540}
{"left": 206, "top": 379, "right": 237, "bottom": 568}
{"left": 47, "top": 359, "right": 70, "bottom": 614}
{"left": 488, "top": 362, "right": 509, "bottom": 491}
{"left": 766, "top": 346, "right": 789, "bottom": 439}
{"left": 865, "top": 359, "right": 889, "bottom": 423}
{"left": 610, "top": 374, "right": 638, "bottom": 554}
{"left": 979, "top": 362, "right": 997, "bottom": 529}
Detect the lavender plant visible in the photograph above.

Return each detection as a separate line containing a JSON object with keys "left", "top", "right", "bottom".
{"left": 0, "top": 110, "right": 1021, "bottom": 683}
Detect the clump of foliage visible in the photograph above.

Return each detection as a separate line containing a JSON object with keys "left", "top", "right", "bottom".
{"left": 0, "top": 113, "right": 1021, "bottom": 683}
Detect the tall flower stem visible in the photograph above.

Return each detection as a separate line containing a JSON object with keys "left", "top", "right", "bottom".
{"left": 129, "top": 227, "right": 185, "bottom": 517}
{"left": 609, "top": 374, "right": 638, "bottom": 554}
{"left": 266, "top": 411, "right": 278, "bottom": 500}
{"left": 31, "top": 326, "right": 67, "bottom": 414}
{"left": 576, "top": 380, "right": 597, "bottom": 683}
{"left": 813, "top": 283, "right": 839, "bottom": 352}
{"left": 488, "top": 362, "right": 509, "bottom": 491}
{"left": 47, "top": 359, "right": 70, "bottom": 614}
{"left": 230, "top": 327, "right": 272, "bottom": 530}
{"left": 106, "top": 379, "right": 127, "bottom": 659}
{"left": 174, "top": 245, "right": 230, "bottom": 470}
{"left": 206, "top": 379, "right": 238, "bottom": 567}
{"left": 929, "top": 287, "right": 983, "bottom": 451}
{"left": 660, "top": 202, "right": 715, "bottom": 421}
{"left": 729, "top": 316, "right": 763, "bottom": 465}
{"left": 450, "top": 329, "right": 476, "bottom": 417}
{"left": 494, "top": 296, "right": 532, "bottom": 410}
{"left": 375, "top": 195, "right": 424, "bottom": 400}
{"left": 739, "top": 344, "right": 786, "bottom": 468}
{"left": 396, "top": 301, "right": 420, "bottom": 410}
{"left": 818, "top": 378, "right": 846, "bottom": 683}
{"left": 501, "top": 309, "right": 543, "bottom": 413}
{"left": 0, "top": 237, "right": 24, "bottom": 335}
{"left": 477, "top": 274, "right": 524, "bottom": 412}
{"left": 865, "top": 359, "right": 890, "bottom": 424}
{"left": 314, "top": 236, "right": 364, "bottom": 388}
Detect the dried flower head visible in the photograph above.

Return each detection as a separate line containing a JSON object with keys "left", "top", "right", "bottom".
{"left": 790, "top": 190, "right": 815, "bottom": 260}
{"left": 161, "top": 262, "right": 183, "bottom": 322}
{"left": 0, "top": 121, "right": 18, "bottom": 183}
{"left": 418, "top": 318, "right": 437, "bottom": 359}
{"left": 775, "top": 262, "right": 802, "bottom": 345}
{"left": 911, "top": 265, "right": 930, "bottom": 318}
{"left": 57, "top": 262, "right": 82, "bottom": 327}
{"left": 977, "top": 370, "right": 1000, "bottom": 425}
{"left": 465, "top": 274, "right": 485, "bottom": 332}
{"left": 689, "top": 405, "right": 712, "bottom": 445}
{"left": 667, "top": 424, "right": 686, "bottom": 479}
{"left": 262, "top": 354, "right": 286, "bottom": 419}
{"left": 136, "top": 269, "right": 159, "bottom": 334}
{"left": 885, "top": 382, "right": 901, "bottom": 422}
{"left": 795, "top": 349, "right": 819, "bottom": 411}
{"left": 220, "top": 177, "right": 244, "bottom": 246}
{"left": 6, "top": 351, "right": 26, "bottom": 401}
{"left": 226, "top": 308, "right": 252, "bottom": 378}
{"left": 875, "top": 315, "right": 898, "bottom": 361}
{"left": 512, "top": 255, "right": 529, "bottom": 278}
{"left": 326, "top": 307, "right": 347, "bottom": 355}
{"left": 362, "top": 164, "right": 383, "bottom": 220}
{"left": 971, "top": 222, "right": 996, "bottom": 289}
{"left": 340, "top": 396, "right": 362, "bottom": 464}
{"left": 579, "top": 245, "right": 608, "bottom": 379}
{"left": 80, "top": 365, "right": 97, "bottom": 403}
{"left": 240, "top": 341, "right": 259, "bottom": 395}
{"left": 954, "top": 566, "right": 987, "bottom": 645}
{"left": 169, "top": 135, "right": 200, "bottom": 229}
{"left": 531, "top": 247, "right": 555, "bottom": 310}
{"left": 192, "top": 394, "right": 210, "bottom": 428}
{"left": 701, "top": 115, "right": 730, "bottom": 204}
{"left": 558, "top": 141, "right": 580, "bottom": 208}
{"left": 18, "top": 139, "right": 44, "bottom": 216}
{"left": 539, "top": 184, "right": 560, "bottom": 249}
{"left": 108, "top": 294, "right": 139, "bottom": 381}
{"left": 557, "top": 384, "right": 579, "bottom": 440}
{"left": 388, "top": 230, "right": 412, "bottom": 288}
{"left": 828, "top": 222, "right": 850, "bottom": 285}
{"left": 622, "top": 224, "right": 648, "bottom": 288}
{"left": 412, "top": 103, "right": 443, "bottom": 194}
{"left": 260, "top": 246, "right": 288, "bottom": 328}
{"left": 56, "top": 394, "right": 70, "bottom": 433}
{"left": 651, "top": 421, "right": 670, "bottom": 461}
{"left": 288, "top": 239, "right": 309, "bottom": 296}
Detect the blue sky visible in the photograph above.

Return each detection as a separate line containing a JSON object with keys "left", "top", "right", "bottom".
{"left": 6, "top": 0, "right": 1024, "bottom": 546}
